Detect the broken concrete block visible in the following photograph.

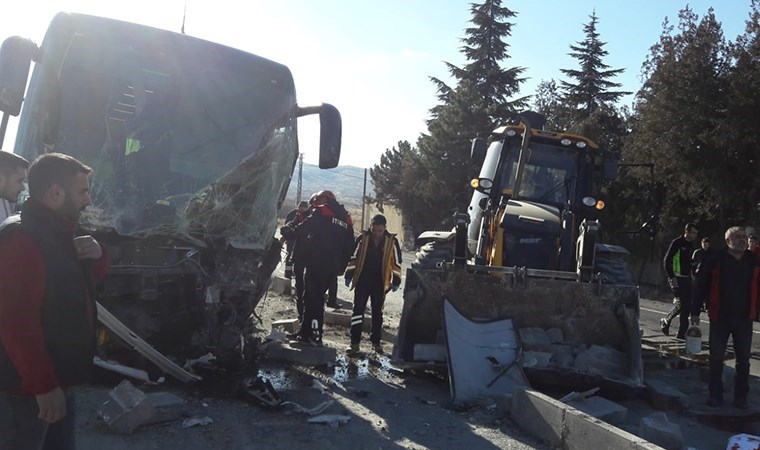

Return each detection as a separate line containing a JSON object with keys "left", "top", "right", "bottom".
{"left": 550, "top": 344, "right": 575, "bottom": 368}
{"left": 272, "top": 318, "right": 300, "bottom": 333}
{"left": 523, "top": 351, "right": 552, "bottom": 368}
{"left": 572, "top": 343, "right": 588, "bottom": 356}
{"left": 546, "top": 328, "right": 564, "bottom": 344}
{"left": 265, "top": 341, "right": 337, "bottom": 366}
{"left": 324, "top": 309, "right": 373, "bottom": 331}
{"left": 574, "top": 345, "right": 628, "bottom": 379}
{"left": 566, "top": 396, "right": 628, "bottom": 425}
{"left": 144, "top": 392, "right": 188, "bottom": 425}
{"left": 97, "top": 380, "right": 157, "bottom": 434}
{"left": 519, "top": 327, "right": 551, "bottom": 351}
{"left": 639, "top": 412, "right": 684, "bottom": 450}
{"left": 413, "top": 343, "right": 447, "bottom": 362}
{"left": 323, "top": 309, "right": 351, "bottom": 328}
{"left": 644, "top": 378, "right": 689, "bottom": 410}
{"left": 270, "top": 276, "right": 292, "bottom": 295}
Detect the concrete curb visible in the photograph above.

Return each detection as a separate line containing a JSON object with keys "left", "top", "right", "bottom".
{"left": 512, "top": 388, "right": 664, "bottom": 449}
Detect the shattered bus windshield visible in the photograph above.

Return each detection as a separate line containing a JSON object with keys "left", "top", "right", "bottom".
{"left": 500, "top": 143, "right": 578, "bottom": 206}
{"left": 16, "top": 20, "right": 298, "bottom": 239}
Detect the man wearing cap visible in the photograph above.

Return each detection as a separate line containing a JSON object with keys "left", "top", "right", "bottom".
{"left": 344, "top": 214, "right": 402, "bottom": 355}
{"left": 281, "top": 190, "right": 355, "bottom": 346}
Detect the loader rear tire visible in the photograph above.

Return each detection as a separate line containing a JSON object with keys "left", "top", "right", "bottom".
{"left": 411, "top": 241, "right": 455, "bottom": 270}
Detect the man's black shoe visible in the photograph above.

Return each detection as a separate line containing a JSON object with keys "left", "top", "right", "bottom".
{"left": 291, "top": 334, "right": 322, "bottom": 347}
{"left": 675, "top": 333, "right": 685, "bottom": 340}
{"left": 660, "top": 318, "right": 670, "bottom": 336}
{"left": 734, "top": 398, "right": 749, "bottom": 410}
{"left": 326, "top": 300, "right": 341, "bottom": 309}
{"left": 707, "top": 397, "right": 722, "bottom": 407}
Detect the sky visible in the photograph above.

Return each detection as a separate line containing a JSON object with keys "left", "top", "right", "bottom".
{"left": 0, "top": 1, "right": 753, "bottom": 169}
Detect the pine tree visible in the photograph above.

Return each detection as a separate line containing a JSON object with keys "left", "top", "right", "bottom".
{"left": 430, "top": 0, "right": 528, "bottom": 121}
{"left": 624, "top": 7, "right": 730, "bottom": 234}
{"left": 532, "top": 79, "right": 569, "bottom": 131}
{"left": 725, "top": 0, "right": 760, "bottom": 226}
{"left": 416, "top": 0, "right": 528, "bottom": 230}
{"left": 560, "top": 11, "right": 630, "bottom": 121}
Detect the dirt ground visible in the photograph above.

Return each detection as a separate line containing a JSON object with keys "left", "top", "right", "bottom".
{"left": 73, "top": 285, "right": 548, "bottom": 450}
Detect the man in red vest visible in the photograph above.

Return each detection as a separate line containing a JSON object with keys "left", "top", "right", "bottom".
{"left": 0, "top": 153, "right": 108, "bottom": 449}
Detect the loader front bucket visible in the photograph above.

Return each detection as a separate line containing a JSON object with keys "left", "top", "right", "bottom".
{"left": 392, "top": 265, "right": 643, "bottom": 393}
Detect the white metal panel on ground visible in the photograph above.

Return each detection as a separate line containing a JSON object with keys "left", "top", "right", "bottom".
{"left": 444, "top": 298, "right": 529, "bottom": 403}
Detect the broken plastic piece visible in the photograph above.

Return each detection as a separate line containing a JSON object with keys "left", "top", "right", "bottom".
{"left": 307, "top": 414, "right": 351, "bottom": 427}
{"left": 559, "top": 386, "right": 600, "bottom": 403}
{"left": 97, "top": 302, "right": 201, "bottom": 383}
{"left": 239, "top": 376, "right": 282, "bottom": 409}
{"left": 181, "top": 416, "right": 213, "bottom": 428}
{"left": 280, "top": 400, "right": 334, "bottom": 416}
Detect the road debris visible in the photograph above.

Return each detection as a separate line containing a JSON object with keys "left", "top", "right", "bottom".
{"left": 310, "top": 378, "right": 330, "bottom": 394}
{"left": 97, "top": 380, "right": 157, "bottom": 434}
{"left": 307, "top": 414, "right": 351, "bottom": 427}
{"left": 181, "top": 416, "right": 214, "bottom": 428}
{"left": 94, "top": 356, "right": 154, "bottom": 384}
{"left": 239, "top": 376, "right": 282, "bottom": 408}
{"left": 558, "top": 386, "right": 599, "bottom": 403}
{"left": 281, "top": 400, "right": 334, "bottom": 416}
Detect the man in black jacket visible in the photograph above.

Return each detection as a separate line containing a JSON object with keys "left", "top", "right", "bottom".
{"left": 661, "top": 223, "right": 699, "bottom": 338}
{"left": 0, "top": 153, "right": 108, "bottom": 449}
{"left": 282, "top": 190, "right": 355, "bottom": 346}
{"left": 691, "top": 226, "right": 758, "bottom": 409}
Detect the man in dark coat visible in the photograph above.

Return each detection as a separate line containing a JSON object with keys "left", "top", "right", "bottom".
{"left": 691, "top": 226, "right": 758, "bottom": 409}
{"left": 282, "top": 190, "right": 354, "bottom": 346}
{"left": 0, "top": 153, "right": 108, "bottom": 449}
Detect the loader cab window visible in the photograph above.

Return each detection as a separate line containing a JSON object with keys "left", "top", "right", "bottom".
{"left": 499, "top": 142, "right": 578, "bottom": 207}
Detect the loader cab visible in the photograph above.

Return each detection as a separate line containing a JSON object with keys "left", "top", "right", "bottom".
{"left": 467, "top": 125, "right": 616, "bottom": 271}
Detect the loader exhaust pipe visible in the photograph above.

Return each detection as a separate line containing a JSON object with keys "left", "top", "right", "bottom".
{"left": 454, "top": 213, "right": 470, "bottom": 267}
{"left": 511, "top": 117, "right": 533, "bottom": 200}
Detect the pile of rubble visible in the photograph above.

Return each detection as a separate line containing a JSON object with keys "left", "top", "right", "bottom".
{"left": 518, "top": 326, "right": 629, "bottom": 380}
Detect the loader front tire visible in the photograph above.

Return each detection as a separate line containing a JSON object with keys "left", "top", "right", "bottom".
{"left": 412, "top": 241, "right": 455, "bottom": 270}
{"left": 594, "top": 244, "right": 635, "bottom": 285}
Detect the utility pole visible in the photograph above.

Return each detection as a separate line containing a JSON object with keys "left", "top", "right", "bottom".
{"left": 361, "top": 168, "right": 368, "bottom": 230}
{"left": 296, "top": 153, "right": 303, "bottom": 205}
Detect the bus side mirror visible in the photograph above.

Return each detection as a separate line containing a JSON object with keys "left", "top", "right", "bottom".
{"left": 318, "top": 103, "right": 341, "bottom": 169}
{"left": 0, "top": 37, "right": 39, "bottom": 116}
{"left": 297, "top": 103, "right": 342, "bottom": 169}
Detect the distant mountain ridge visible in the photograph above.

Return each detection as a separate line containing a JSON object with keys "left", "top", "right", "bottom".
{"left": 284, "top": 163, "right": 372, "bottom": 209}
